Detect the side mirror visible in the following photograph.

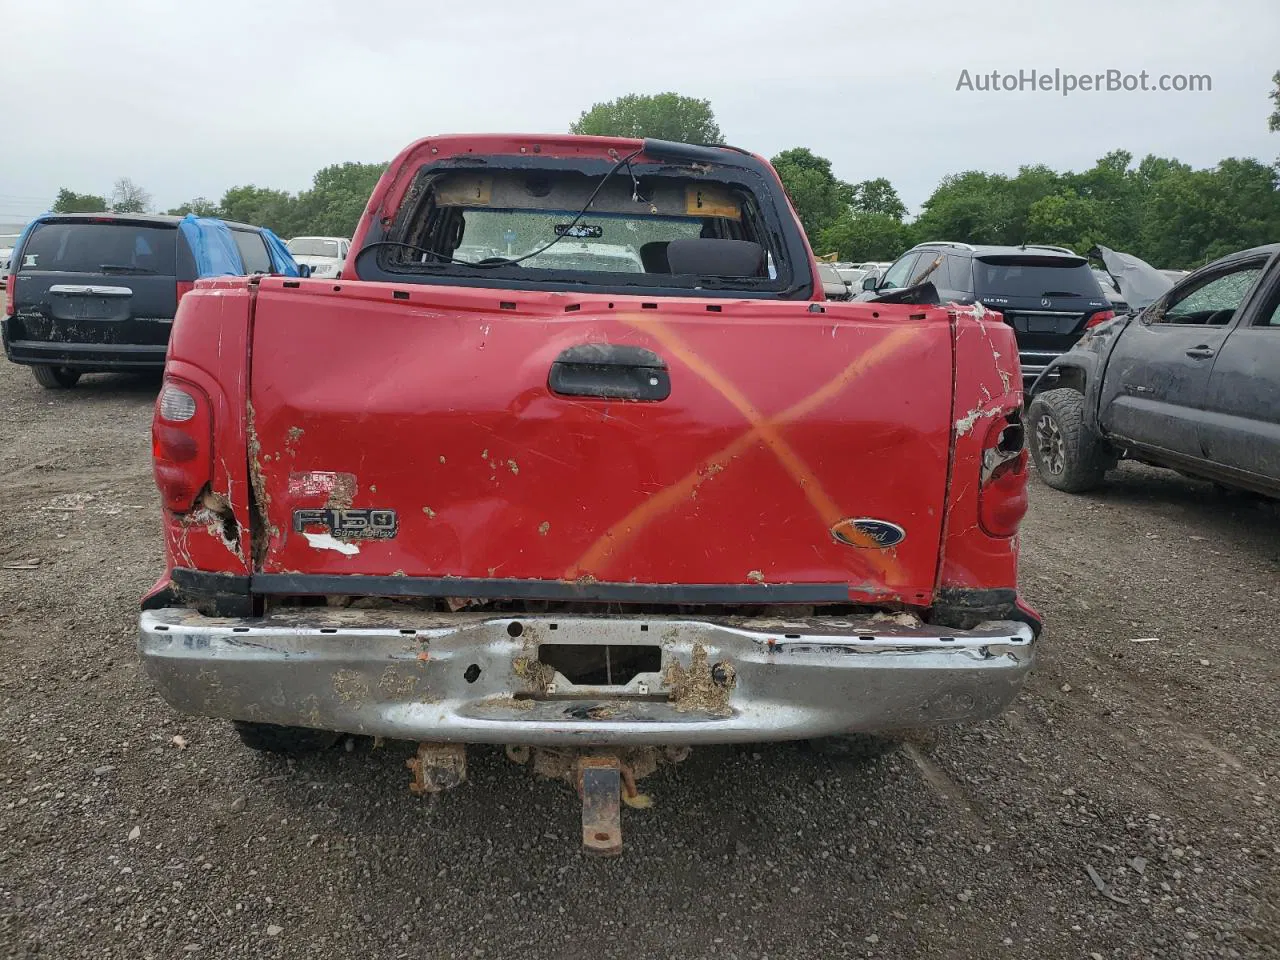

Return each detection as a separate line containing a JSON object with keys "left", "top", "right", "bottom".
{"left": 296, "top": 263, "right": 312, "bottom": 278}
{"left": 861, "top": 275, "right": 879, "bottom": 291}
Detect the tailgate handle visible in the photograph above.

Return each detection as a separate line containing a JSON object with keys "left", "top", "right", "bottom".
{"left": 548, "top": 344, "right": 671, "bottom": 401}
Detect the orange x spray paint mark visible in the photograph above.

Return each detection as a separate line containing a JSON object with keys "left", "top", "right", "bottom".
{"left": 568, "top": 319, "right": 922, "bottom": 581}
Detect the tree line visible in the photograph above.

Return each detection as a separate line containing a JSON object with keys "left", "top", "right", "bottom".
{"left": 48, "top": 84, "right": 1280, "bottom": 269}
{"left": 51, "top": 163, "right": 389, "bottom": 240}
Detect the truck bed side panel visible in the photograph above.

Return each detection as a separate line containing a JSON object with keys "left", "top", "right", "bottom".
{"left": 938, "top": 305, "right": 1024, "bottom": 595}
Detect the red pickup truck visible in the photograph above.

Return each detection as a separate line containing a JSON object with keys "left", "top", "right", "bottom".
{"left": 140, "top": 134, "right": 1037, "bottom": 852}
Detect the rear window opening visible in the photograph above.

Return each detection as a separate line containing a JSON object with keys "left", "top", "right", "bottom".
{"left": 18, "top": 222, "right": 177, "bottom": 276}
{"left": 365, "top": 162, "right": 798, "bottom": 297}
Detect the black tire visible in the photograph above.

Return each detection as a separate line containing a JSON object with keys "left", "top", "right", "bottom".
{"left": 806, "top": 733, "right": 899, "bottom": 762}
{"left": 1028, "top": 388, "right": 1110, "bottom": 493}
{"left": 233, "top": 721, "right": 339, "bottom": 756}
{"left": 31, "top": 365, "right": 81, "bottom": 389}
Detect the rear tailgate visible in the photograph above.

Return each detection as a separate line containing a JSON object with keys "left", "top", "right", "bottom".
{"left": 9, "top": 220, "right": 182, "bottom": 347}
{"left": 247, "top": 280, "right": 954, "bottom": 604}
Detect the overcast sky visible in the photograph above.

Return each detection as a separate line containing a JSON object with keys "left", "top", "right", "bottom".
{"left": 1, "top": 0, "right": 1277, "bottom": 225}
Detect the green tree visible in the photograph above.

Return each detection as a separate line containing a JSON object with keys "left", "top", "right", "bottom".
{"left": 295, "top": 161, "right": 388, "bottom": 237}
{"left": 51, "top": 188, "right": 107, "bottom": 213}
{"left": 818, "top": 211, "right": 912, "bottom": 262}
{"left": 165, "top": 197, "right": 221, "bottom": 217}
{"left": 1137, "top": 158, "right": 1280, "bottom": 268}
{"left": 1025, "top": 191, "right": 1110, "bottom": 253}
{"left": 1269, "top": 69, "right": 1280, "bottom": 132}
{"left": 110, "top": 177, "right": 151, "bottom": 214}
{"left": 770, "top": 147, "right": 852, "bottom": 238}
{"left": 912, "top": 171, "right": 1012, "bottom": 244}
{"left": 218, "top": 185, "right": 301, "bottom": 235}
{"left": 570, "top": 93, "right": 724, "bottom": 144}
{"left": 850, "top": 178, "right": 906, "bottom": 220}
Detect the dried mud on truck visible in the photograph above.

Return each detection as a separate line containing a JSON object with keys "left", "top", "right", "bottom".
{"left": 140, "top": 134, "right": 1037, "bottom": 854}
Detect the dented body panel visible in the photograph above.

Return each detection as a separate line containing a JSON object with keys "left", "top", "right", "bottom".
{"left": 939, "top": 303, "right": 1026, "bottom": 592}
{"left": 246, "top": 280, "right": 955, "bottom": 603}
{"left": 154, "top": 278, "right": 255, "bottom": 581}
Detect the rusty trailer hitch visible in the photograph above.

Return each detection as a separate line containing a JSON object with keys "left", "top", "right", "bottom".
{"left": 577, "top": 754, "right": 623, "bottom": 856}
{"left": 410, "top": 743, "right": 666, "bottom": 854}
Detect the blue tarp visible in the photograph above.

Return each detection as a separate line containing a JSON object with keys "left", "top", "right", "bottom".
{"left": 260, "top": 228, "right": 301, "bottom": 277}
{"left": 178, "top": 215, "right": 245, "bottom": 277}
{"left": 5, "top": 217, "right": 41, "bottom": 270}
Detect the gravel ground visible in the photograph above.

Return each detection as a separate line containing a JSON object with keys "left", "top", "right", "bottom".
{"left": 1, "top": 361, "right": 1277, "bottom": 959}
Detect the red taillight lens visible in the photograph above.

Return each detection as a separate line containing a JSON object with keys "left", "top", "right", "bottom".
{"left": 978, "top": 414, "right": 1029, "bottom": 538}
{"left": 1085, "top": 309, "right": 1115, "bottom": 329}
{"left": 175, "top": 280, "right": 194, "bottom": 302}
{"left": 152, "top": 379, "right": 213, "bottom": 512}
{"left": 3, "top": 273, "right": 14, "bottom": 318}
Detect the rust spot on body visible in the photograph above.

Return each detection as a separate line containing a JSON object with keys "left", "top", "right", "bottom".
{"left": 245, "top": 401, "right": 276, "bottom": 567}
{"left": 325, "top": 474, "right": 357, "bottom": 510}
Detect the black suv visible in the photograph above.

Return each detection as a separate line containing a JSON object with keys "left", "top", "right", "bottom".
{"left": 2, "top": 213, "right": 293, "bottom": 388}
{"left": 859, "top": 242, "right": 1113, "bottom": 382}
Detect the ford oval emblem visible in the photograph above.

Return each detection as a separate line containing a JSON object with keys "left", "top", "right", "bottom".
{"left": 831, "top": 518, "right": 907, "bottom": 549}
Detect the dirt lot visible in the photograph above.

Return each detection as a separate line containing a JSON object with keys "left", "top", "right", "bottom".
{"left": 1, "top": 361, "right": 1277, "bottom": 960}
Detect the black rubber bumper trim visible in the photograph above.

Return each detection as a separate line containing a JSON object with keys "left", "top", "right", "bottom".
{"left": 251, "top": 573, "right": 850, "bottom": 605}
{"left": 143, "top": 569, "right": 254, "bottom": 617}
{"left": 6, "top": 339, "right": 168, "bottom": 369}
{"left": 931, "top": 586, "right": 1042, "bottom": 637}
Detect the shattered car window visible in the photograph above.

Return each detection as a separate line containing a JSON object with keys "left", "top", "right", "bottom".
{"left": 1161, "top": 268, "right": 1261, "bottom": 324}
{"left": 459, "top": 210, "right": 700, "bottom": 272}
{"left": 376, "top": 164, "right": 793, "bottom": 294}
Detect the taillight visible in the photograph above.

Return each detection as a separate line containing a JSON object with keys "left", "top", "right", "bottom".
{"left": 175, "top": 280, "right": 194, "bottom": 302}
{"left": 152, "top": 379, "right": 213, "bottom": 512}
{"left": 3, "top": 273, "right": 14, "bottom": 317}
{"left": 978, "top": 412, "right": 1028, "bottom": 537}
{"left": 1085, "top": 309, "right": 1115, "bottom": 329}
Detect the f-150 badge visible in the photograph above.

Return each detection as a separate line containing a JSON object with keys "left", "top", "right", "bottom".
{"left": 293, "top": 508, "right": 398, "bottom": 540}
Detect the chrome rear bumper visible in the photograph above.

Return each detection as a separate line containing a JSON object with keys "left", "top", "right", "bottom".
{"left": 139, "top": 609, "right": 1035, "bottom": 746}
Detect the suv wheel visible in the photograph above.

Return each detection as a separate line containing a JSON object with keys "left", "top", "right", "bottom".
{"left": 233, "top": 721, "right": 339, "bottom": 756}
{"left": 31, "top": 365, "right": 81, "bottom": 389}
{"left": 1028, "top": 388, "right": 1111, "bottom": 492}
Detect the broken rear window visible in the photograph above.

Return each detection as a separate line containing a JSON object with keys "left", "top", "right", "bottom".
{"left": 366, "top": 160, "right": 801, "bottom": 297}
